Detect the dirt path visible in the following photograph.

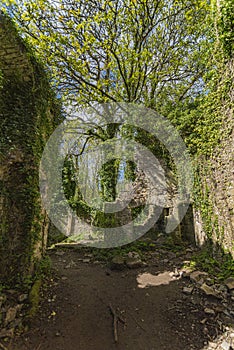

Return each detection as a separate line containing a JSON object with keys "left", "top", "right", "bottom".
{"left": 8, "top": 247, "right": 232, "bottom": 350}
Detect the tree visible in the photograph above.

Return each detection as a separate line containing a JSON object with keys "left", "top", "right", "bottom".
{"left": 2, "top": 0, "right": 211, "bottom": 241}
{"left": 3, "top": 0, "right": 209, "bottom": 107}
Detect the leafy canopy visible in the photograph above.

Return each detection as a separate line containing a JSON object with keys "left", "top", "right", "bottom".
{"left": 2, "top": 0, "right": 209, "bottom": 107}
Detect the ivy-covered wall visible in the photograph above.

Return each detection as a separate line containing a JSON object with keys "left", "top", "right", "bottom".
{"left": 0, "top": 12, "right": 61, "bottom": 286}
{"left": 193, "top": 58, "right": 234, "bottom": 257}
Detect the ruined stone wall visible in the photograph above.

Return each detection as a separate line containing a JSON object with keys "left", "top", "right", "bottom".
{"left": 0, "top": 13, "right": 61, "bottom": 285}
{"left": 194, "top": 60, "right": 234, "bottom": 257}
{"left": 194, "top": 125, "right": 234, "bottom": 257}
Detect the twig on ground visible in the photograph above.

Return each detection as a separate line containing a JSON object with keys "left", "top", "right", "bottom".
{"left": 109, "top": 304, "right": 126, "bottom": 343}
{"left": 128, "top": 312, "right": 147, "bottom": 332}
{"left": 109, "top": 304, "right": 118, "bottom": 342}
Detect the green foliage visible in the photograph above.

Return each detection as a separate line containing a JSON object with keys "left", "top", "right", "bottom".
{"left": 216, "top": 0, "right": 234, "bottom": 58}
{"left": 48, "top": 224, "right": 67, "bottom": 246}
{"left": 189, "top": 245, "right": 234, "bottom": 281}
{"left": 0, "top": 14, "right": 62, "bottom": 286}
{"left": 34, "top": 255, "right": 52, "bottom": 279}
{"left": 0, "top": 69, "right": 3, "bottom": 89}
{"left": 1, "top": 0, "right": 233, "bottom": 274}
{"left": 3, "top": 0, "right": 209, "bottom": 107}
{"left": 88, "top": 240, "right": 158, "bottom": 262}
{"left": 160, "top": 236, "right": 186, "bottom": 253}
{"left": 27, "top": 279, "right": 41, "bottom": 318}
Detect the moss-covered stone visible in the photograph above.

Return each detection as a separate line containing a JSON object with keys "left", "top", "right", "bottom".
{"left": 0, "top": 12, "right": 62, "bottom": 286}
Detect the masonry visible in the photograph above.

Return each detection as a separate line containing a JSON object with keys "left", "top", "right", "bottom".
{"left": 0, "top": 12, "right": 61, "bottom": 285}
{"left": 194, "top": 126, "right": 234, "bottom": 257}
{"left": 194, "top": 59, "right": 234, "bottom": 258}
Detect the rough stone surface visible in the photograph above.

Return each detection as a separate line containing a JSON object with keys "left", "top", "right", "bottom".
{"left": 193, "top": 95, "right": 234, "bottom": 258}
{"left": 190, "top": 271, "right": 208, "bottom": 283}
{"left": 200, "top": 283, "right": 220, "bottom": 298}
{"left": 0, "top": 12, "right": 59, "bottom": 283}
{"left": 125, "top": 257, "right": 143, "bottom": 269}
{"left": 182, "top": 286, "right": 194, "bottom": 295}
{"left": 4, "top": 307, "right": 18, "bottom": 326}
{"left": 224, "top": 278, "right": 234, "bottom": 291}
{"left": 110, "top": 255, "right": 125, "bottom": 270}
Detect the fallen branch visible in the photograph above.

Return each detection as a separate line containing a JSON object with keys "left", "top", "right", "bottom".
{"left": 109, "top": 304, "right": 126, "bottom": 343}
{"left": 109, "top": 304, "right": 118, "bottom": 342}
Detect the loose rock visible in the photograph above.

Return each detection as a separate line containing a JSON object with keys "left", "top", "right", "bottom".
{"left": 126, "top": 257, "right": 143, "bottom": 269}
{"left": 204, "top": 307, "right": 215, "bottom": 315}
{"left": 0, "top": 328, "right": 14, "bottom": 339}
{"left": 200, "top": 283, "right": 220, "bottom": 298}
{"left": 221, "top": 340, "right": 231, "bottom": 350}
{"left": 190, "top": 271, "right": 208, "bottom": 283}
{"left": 18, "top": 294, "right": 28, "bottom": 303}
{"left": 4, "top": 307, "right": 17, "bottom": 326}
{"left": 182, "top": 286, "right": 194, "bottom": 295}
{"left": 110, "top": 256, "right": 125, "bottom": 271}
{"left": 224, "top": 277, "right": 234, "bottom": 291}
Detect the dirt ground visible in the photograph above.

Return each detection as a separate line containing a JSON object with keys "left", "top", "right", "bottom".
{"left": 7, "top": 246, "right": 227, "bottom": 350}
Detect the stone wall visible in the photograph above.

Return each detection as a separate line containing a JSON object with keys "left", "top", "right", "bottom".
{"left": 194, "top": 60, "right": 234, "bottom": 258}
{"left": 194, "top": 127, "right": 234, "bottom": 257}
{"left": 0, "top": 13, "right": 60, "bottom": 285}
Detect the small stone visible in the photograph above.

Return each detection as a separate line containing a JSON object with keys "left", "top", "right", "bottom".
{"left": 127, "top": 251, "right": 140, "bottom": 259}
{"left": 208, "top": 342, "right": 217, "bottom": 348}
{"left": 200, "top": 283, "right": 220, "bottom": 298}
{"left": 126, "top": 257, "right": 143, "bottom": 269}
{"left": 4, "top": 307, "right": 18, "bottom": 325}
{"left": 0, "top": 328, "right": 14, "bottom": 338}
{"left": 206, "top": 278, "right": 215, "bottom": 286}
{"left": 186, "top": 248, "right": 194, "bottom": 253}
{"left": 224, "top": 277, "right": 234, "bottom": 290}
{"left": 55, "top": 251, "right": 65, "bottom": 256}
{"left": 110, "top": 256, "right": 125, "bottom": 271}
{"left": 182, "top": 287, "right": 194, "bottom": 295}
{"left": 200, "top": 318, "right": 207, "bottom": 324}
{"left": 61, "top": 276, "right": 68, "bottom": 281}
{"left": 56, "top": 331, "right": 61, "bottom": 336}
{"left": 190, "top": 271, "right": 208, "bottom": 283}
{"left": 18, "top": 294, "right": 28, "bottom": 303}
{"left": 65, "top": 260, "right": 77, "bottom": 268}
{"left": 213, "top": 304, "right": 226, "bottom": 313}
{"left": 204, "top": 307, "right": 215, "bottom": 315}
{"left": 82, "top": 259, "right": 91, "bottom": 263}
{"left": 217, "top": 284, "right": 228, "bottom": 293}
{"left": 221, "top": 340, "right": 231, "bottom": 350}
{"left": 84, "top": 254, "right": 93, "bottom": 258}
{"left": 172, "top": 268, "right": 181, "bottom": 278}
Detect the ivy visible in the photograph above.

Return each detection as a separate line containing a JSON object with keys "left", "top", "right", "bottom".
{"left": 0, "top": 14, "right": 62, "bottom": 286}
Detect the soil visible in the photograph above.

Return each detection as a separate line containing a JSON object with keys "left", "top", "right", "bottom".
{"left": 7, "top": 246, "right": 226, "bottom": 350}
